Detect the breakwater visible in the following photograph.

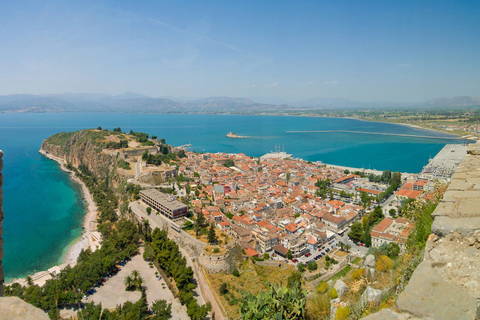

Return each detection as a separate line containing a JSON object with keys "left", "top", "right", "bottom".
{"left": 287, "top": 130, "right": 461, "bottom": 140}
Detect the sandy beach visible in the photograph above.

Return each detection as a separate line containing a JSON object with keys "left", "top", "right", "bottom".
{"left": 39, "top": 150, "right": 101, "bottom": 263}
{"left": 8, "top": 150, "right": 101, "bottom": 287}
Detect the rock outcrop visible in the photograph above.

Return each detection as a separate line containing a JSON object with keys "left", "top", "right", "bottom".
{"left": 41, "top": 130, "right": 117, "bottom": 178}
{"left": 370, "top": 141, "right": 480, "bottom": 319}
{"left": 360, "top": 286, "right": 383, "bottom": 308}
{"left": 364, "top": 254, "right": 376, "bottom": 281}
{"left": 334, "top": 279, "right": 349, "bottom": 299}
{"left": 0, "top": 296, "right": 49, "bottom": 319}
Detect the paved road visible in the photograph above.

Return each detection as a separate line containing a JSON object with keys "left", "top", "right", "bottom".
{"left": 130, "top": 201, "right": 205, "bottom": 306}
{"left": 337, "top": 231, "right": 369, "bottom": 256}
{"left": 84, "top": 248, "right": 189, "bottom": 319}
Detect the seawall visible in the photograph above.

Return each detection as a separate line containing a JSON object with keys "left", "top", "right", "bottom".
{"left": 365, "top": 141, "right": 480, "bottom": 320}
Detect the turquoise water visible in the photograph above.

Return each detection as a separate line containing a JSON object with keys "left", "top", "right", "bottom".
{"left": 0, "top": 113, "right": 462, "bottom": 280}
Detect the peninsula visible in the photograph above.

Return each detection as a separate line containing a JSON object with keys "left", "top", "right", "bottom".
{"left": 4, "top": 127, "right": 473, "bottom": 319}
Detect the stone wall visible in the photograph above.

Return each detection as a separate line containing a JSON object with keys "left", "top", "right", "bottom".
{"left": 365, "top": 141, "right": 480, "bottom": 320}
{"left": 0, "top": 150, "right": 3, "bottom": 296}
{"left": 199, "top": 250, "right": 234, "bottom": 274}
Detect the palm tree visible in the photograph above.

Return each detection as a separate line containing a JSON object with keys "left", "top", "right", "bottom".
{"left": 135, "top": 276, "right": 144, "bottom": 291}
{"left": 124, "top": 275, "right": 133, "bottom": 291}
{"left": 131, "top": 270, "right": 140, "bottom": 281}
{"left": 26, "top": 275, "right": 33, "bottom": 286}
{"left": 345, "top": 244, "right": 351, "bottom": 253}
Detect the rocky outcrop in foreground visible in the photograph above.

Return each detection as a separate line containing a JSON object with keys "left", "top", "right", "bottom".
{"left": 365, "top": 142, "right": 480, "bottom": 320}
{"left": 0, "top": 296, "right": 49, "bottom": 319}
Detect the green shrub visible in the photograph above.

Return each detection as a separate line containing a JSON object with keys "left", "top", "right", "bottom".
{"left": 335, "top": 306, "right": 351, "bottom": 320}
{"left": 232, "top": 268, "right": 240, "bottom": 277}
{"left": 330, "top": 287, "right": 338, "bottom": 299}
{"left": 316, "top": 282, "right": 329, "bottom": 294}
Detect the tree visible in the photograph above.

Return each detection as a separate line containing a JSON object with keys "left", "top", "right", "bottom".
{"left": 146, "top": 207, "right": 152, "bottom": 215}
{"left": 124, "top": 275, "right": 134, "bottom": 291}
{"left": 370, "top": 206, "right": 385, "bottom": 225}
{"left": 153, "top": 300, "right": 172, "bottom": 320}
{"left": 286, "top": 249, "right": 293, "bottom": 260}
{"left": 219, "top": 282, "right": 228, "bottom": 295}
{"left": 143, "top": 244, "right": 155, "bottom": 261}
{"left": 26, "top": 276, "right": 33, "bottom": 286}
{"left": 286, "top": 172, "right": 291, "bottom": 182}
{"left": 207, "top": 224, "right": 217, "bottom": 244}
{"left": 113, "top": 127, "right": 122, "bottom": 132}
{"left": 224, "top": 159, "right": 235, "bottom": 167}
{"left": 344, "top": 244, "right": 351, "bottom": 253}
{"left": 348, "top": 222, "right": 363, "bottom": 242}
{"left": 297, "top": 263, "right": 306, "bottom": 272}
{"left": 232, "top": 268, "right": 240, "bottom": 277}
{"left": 307, "top": 261, "right": 317, "bottom": 271}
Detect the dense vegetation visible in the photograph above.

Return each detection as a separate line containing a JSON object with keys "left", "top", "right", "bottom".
{"left": 348, "top": 205, "right": 385, "bottom": 246}
{"left": 142, "top": 147, "right": 178, "bottom": 165}
{"left": 106, "top": 140, "right": 129, "bottom": 149}
{"left": 148, "top": 228, "right": 211, "bottom": 319}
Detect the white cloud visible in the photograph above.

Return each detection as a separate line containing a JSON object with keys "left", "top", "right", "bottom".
{"left": 251, "top": 84, "right": 257, "bottom": 88}
{"left": 323, "top": 80, "right": 338, "bottom": 85}
{"left": 271, "top": 82, "right": 279, "bottom": 87}
{"left": 397, "top": 63, "right": 413, "bottom": 67}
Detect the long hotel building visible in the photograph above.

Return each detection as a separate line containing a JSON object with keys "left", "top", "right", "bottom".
{"left": 140, "top": 189, "right": 188, "bottom": 220}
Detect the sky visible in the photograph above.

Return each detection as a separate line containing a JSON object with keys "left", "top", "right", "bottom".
{"left": 1, "top": 0, "right": 480, "bottom": 103}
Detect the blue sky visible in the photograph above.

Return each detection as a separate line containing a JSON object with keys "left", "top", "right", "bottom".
{"left": 1, "top": 0, "right": 479, "bottom": 102}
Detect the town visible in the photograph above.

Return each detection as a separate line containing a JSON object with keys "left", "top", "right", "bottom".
{"left": 122, "top": 134, "right": 465, "bottom": 272}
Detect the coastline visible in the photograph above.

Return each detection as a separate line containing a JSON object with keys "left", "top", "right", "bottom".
{"left": 8, "top": 150, "right": 100, "bottom": 287}
{"left": 39, "top": 150, "right": 100, "bottom": 264}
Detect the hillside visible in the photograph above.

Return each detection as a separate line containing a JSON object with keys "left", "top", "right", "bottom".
{"left": 0, "top": 93, "right": 289, "bottom": 113}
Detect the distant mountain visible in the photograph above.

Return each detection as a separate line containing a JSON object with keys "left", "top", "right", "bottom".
{"left": 420, "top": 96, "right": 480, "bottom": 108}
{"left": 112, "top": 92, "right": 151, "bottom": 100}
{"left": 2, "top": 93, "right": 479, "bottom": 113}
{"left": 0, "top": 94, "right": 288, "bottom": 113}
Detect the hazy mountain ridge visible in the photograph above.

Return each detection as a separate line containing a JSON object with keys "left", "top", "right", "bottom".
{"left": 0, "top": 93, "right": 479, "bottom": 113}
{"left": 0, "top": 93, "right": 289, "bottom": 113}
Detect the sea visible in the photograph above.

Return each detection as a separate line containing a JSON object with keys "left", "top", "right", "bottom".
{"left": 0, "top": 113, "right": 463, "bottom": 281}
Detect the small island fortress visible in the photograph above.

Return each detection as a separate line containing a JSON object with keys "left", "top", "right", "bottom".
{"left": 226, "top": 132, "right": 248, "bottom": 139}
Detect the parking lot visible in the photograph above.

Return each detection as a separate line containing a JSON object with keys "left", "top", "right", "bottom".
{"left": 83, "top": 248, "right": 189, "bottom": 319}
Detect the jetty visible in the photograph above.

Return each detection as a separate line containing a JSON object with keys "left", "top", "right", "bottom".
{"left": 286, "top": 130, "right": 462, "bottom": 140}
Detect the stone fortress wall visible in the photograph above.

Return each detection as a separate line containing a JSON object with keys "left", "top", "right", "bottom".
{"left": 365, "top": 141, "right": 480, "bottom": 320}
{"left": 140, "top": 206, "right": 235, "bottom": 274}
{"left": 198, "top": 243, "right": 237, "bottom": 274}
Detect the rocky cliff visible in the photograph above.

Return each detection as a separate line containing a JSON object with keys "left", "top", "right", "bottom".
{"left": 365, "top": 141, "right": 480, "bottom": 320}
{"left": 40, "top": 130, "right": 117, "bottom": 178}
